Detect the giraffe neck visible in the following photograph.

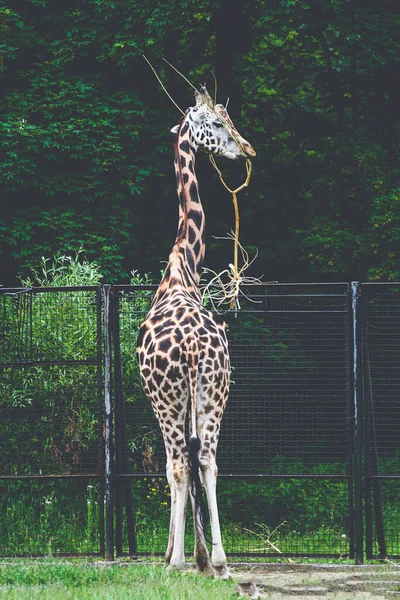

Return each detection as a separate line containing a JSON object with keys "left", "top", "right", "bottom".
{"left": 153, "top": 118, "right": 205, "bottom": 304}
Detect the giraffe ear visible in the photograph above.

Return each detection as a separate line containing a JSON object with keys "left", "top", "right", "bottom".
{"left": 170, "top": 125, "right": 180, "bottom": 135}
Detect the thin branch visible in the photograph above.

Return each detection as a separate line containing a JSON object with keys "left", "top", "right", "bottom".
{"left": 162, "top": 58, "right": 201, "bottom": 96}
{"left": 201, "top": 233, "right": 270, "bottom": 313}
{"left": 143, "top": 55, "right": 184, "bottom": 115}
{"left": 211, "top": 71, "right": 218, "bottom": 106}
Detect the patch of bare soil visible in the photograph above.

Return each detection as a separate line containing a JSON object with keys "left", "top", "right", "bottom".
{"left": 229, "top": 563, "right": 400, "bottom": 599}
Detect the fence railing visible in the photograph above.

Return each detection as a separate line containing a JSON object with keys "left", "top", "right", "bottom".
{"left": 1, "top": 282, "right": 399, "bottom": 562}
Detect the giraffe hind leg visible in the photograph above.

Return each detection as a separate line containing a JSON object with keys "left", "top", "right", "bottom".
{"left": 199, "top": 446, "right": 229, "bottom": 579}
{"left": 165, "top": 445, "right": 190, "bottom": 570}
{"left": 202, "top": 464, "right": 229, "bottom": 579}
{"left": 189, "top": 436, "right": 214, "bottom": 575}
{"left": 165, "top": 457, "right": 176, "bottom": 565}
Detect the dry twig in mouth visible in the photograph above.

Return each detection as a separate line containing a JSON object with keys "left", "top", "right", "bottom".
{"left": 201, "top": 233, "right": 266, "bottom": 313}
{"left": 204, "top": 156, "right": 268, "bottom": 311}
{"left": 208, "top": 157, "right": 254, "bottom": 309}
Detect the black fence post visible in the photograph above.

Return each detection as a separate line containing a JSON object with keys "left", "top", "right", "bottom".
{"left": 113, "top": 287, "right": 137, "bottom": 557}
{"left": 362, "top": 287, "right": 386, "bottom": 559}
{"left": 103, "top": 284, "right": 114, "bottom": 560}
{"left": 96, "top": 286, "right": 105, "bottom": 556}
{"left": 113, "top": 289, "right": 123, "bottom": 557}
{"left": 345, "top": 285, "right": 355, "bottom": 560}
{"left": 351, "top": 281, "right": 363, "bottom": 564}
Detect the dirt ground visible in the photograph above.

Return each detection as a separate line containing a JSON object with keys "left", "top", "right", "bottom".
{"left": 229, "top": 563, "right": 400, "bottom": 599}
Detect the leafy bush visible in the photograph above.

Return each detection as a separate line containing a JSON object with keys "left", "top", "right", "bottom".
{"left": 1, "top": 251, "right": 102, "bottom": 476}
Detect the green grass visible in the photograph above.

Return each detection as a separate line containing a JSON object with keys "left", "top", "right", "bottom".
{"left": 0, "top": 561, "right": 239, "bottom": 599}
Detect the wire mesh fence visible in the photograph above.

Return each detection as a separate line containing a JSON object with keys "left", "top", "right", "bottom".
{"left": 0, "top": 478, "right": 103, "bottom": 556}
{"left": 116, "top": 477, "right": 351, "bottom": 559}
{"left": 113, "top": 283, "right": 355, "bottom": 558}
{"left": 0, "top": 287, "right": 104, "bottom": 556}
{"left": 1, "top": 282, "right": 399, "bottom": 560}
{"left": 362, "top": 283, "right": 400, "bottom": 559}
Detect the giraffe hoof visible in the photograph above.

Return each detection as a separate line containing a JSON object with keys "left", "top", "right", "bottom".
{"left": 197, "top": 563, "right": 215, "bottom": 577}
{"left": 168, "top": 559, "right": 186, "bottom": 571}
{"left": 213, "top": 564, "right": 230, "bottom": 580}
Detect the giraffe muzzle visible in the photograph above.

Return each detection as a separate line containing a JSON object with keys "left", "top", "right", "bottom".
{"left": 243, "top": 142, "right": 256, "bottom": 158}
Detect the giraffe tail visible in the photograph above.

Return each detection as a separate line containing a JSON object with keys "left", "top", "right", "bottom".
{"left": 184, "top": 335, "right": 209, "bottom": 539}
{"left": 188, "top": 435, "right": 208, "bottom": 539}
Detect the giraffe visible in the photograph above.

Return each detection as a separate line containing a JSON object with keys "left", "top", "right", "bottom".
{"left": 136, "top": 87, "right": 255, "bottom": 577}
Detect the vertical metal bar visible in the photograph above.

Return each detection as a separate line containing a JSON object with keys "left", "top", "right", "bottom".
{"left": 103, "top": 284, "right": 114, "bottom": 560}
{"left": 362, "top": 289, "right": 386, "bottom": 558}
{"left": 124, "top": 482, "right": 137, "bottom": 557}
{"left": 264, "top": 284, "right": 269, "bottom": 312}
{"left": 95, "top": 286, "right": 105, "bottom": 556}
{"left": 351, "top": 281, "right": 363, "bottom": 564}
{"left": 113, "top": 288, "right": 137, "bottom": 557}
{"left": 363, "top": 287, "right": 373, "bottom": 557}
{"left": 345, "top": 284, "right": 355, "bottom": 559}
{"left": 113, "top": 289, "right": 123, "bottom": 556}
{"left": 115, "top": 482, "right": 123, "bottom": 557}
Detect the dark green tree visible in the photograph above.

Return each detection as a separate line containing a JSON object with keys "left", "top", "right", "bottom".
{"left": 1, "top": 0, "right": 399, "bottom": 284}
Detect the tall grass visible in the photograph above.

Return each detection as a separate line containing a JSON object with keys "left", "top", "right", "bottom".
{"left": 0, "top": 562, "right": 238, "bottom": 600}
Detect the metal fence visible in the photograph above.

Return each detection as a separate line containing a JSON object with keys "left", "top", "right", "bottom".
{"left": 1, "top": 283, "right": 400, "bottom": 561}
{"left": 0, "top": 287, "right": 104, "bottom": 556}
{"left": 111, "top": 282, "right": 355, "bottom": 560}
{"left": 362, "top": 283, "right": 400, "bottom": 560}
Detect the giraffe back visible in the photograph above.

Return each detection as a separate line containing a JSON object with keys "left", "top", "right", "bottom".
{"left": 137, "top": 288, "right": 230, "bottom": 444}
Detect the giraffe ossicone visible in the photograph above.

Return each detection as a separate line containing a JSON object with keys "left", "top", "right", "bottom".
{"left": 136, "top": 86, "right": 255, "bottom": 577}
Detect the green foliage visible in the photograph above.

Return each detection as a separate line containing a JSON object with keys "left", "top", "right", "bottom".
{"left": 0, "top": 1, "right": 154, "bottom": 282}
{"left": 20, "top": 249, "right": 103, "bottom": 287}
{"left": 1, "top": 0, "right": 400, "bottom": 284}
{"left": 0, "top": 253, "right": 102, "bottom": 476}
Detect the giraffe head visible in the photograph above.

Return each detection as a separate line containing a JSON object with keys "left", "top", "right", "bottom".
{"left": 171, "top": 86, "right": 256, "bottom": 161}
